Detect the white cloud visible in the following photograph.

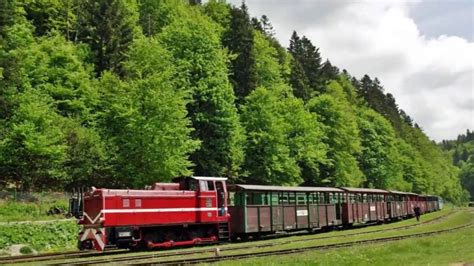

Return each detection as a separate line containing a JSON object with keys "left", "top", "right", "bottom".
{"left": 232, "top": 0, "right": 474, "bottom": 141}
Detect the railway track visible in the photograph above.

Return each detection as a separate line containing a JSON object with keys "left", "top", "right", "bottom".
{"left": 0, "top": 210, "right": 454, "bottom": 265}
{"left": 137, "top": 222, "right": 474, "bottom": 265}
{"left": 0, "top": 248, "right": 126, "bottom": 264}
{"left": 48, "top": 211, "right": 457, "bottom": 266}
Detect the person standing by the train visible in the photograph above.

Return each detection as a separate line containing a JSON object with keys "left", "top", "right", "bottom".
{"left": 414, "top": 205, "right": 421, "bottom": 221}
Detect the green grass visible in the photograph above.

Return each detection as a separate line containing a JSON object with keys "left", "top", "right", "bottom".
{"left": 215, "top": 210, "right": 472, "bottom": 257}
{"left": 217, "top": 225, "right": 474, "bottom": 266}
{"left": 125, "top": 209, "right": 471, "bottom": 265}
{"left": 30, "top": 208, "right": 468, "bottom": 265}
{"left": 0, "top": 220, "right": 79, "bottom": 252}
{"left": 0, "top": 192, "right": 69, "bottom": 222}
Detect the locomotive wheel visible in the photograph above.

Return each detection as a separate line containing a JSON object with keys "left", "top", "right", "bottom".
{"left": 164, "top": 231, "right": 176, "bottom": 242}
{"left": 78, "top": 240, "right": 92, "bottom": 250}
{"left": 187, "top": 230, "right": 199, "bottom": 240}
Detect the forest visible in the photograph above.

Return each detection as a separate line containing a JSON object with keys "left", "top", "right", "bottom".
{"left": 441, "top": 130, "right": 474, "bottom": 201}
{"left": 0, "top": 0, "right": 469, "bottom": 203}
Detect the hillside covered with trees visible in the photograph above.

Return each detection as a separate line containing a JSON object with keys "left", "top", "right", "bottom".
{"left": 0, "top": 0, "right": 468, "bottom": 203}
{"left": 441, "top": 130, "right": 474, "bottom": 201}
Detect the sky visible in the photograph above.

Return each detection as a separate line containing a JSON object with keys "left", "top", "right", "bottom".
{"left": 228, "top": 0, "right": 474, "bottom": 142}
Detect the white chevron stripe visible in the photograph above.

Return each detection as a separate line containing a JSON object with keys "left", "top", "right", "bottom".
{"left": 83, "top": 211, "right": 102, "bottom": 224}
{"left": 80, "top": 228, "right": 106, "bottom": 250}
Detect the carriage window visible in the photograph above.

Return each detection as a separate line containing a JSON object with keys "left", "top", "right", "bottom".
{"left": 246, "top": 192, "right": 265, "bottom": 205}
{"left": 288, "top": 193, "right": 296, "bottom": 204}
{"left": 207, "top": 181, "right": 215, "bottom": 191}
{"left": 297, "top": 194, "right": 306, "bottom": 204}
{"left": 135, "top": 199, "right": 142, "bottom": 207}
{"left": 228, "top": 192, "right": 235, "bottom": 206}
{"left": 280, "top": 194, "right": 288, "bottom": 204}
{"left": 199, "top": 180, "right": 208, "bottom": 191}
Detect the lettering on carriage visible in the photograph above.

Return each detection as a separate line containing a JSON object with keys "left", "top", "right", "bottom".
{"left": 296, "top": 210, "right": 308, "bottom": 216}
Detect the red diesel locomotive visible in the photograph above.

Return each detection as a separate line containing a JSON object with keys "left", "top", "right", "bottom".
{"left": 70, "top": 176, "right": 440, "bottom": 251}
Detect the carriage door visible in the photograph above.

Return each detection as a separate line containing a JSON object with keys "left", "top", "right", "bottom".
{"left": 387, "top": 195, "right": 392, "bottom": 218}
{"left": 216, "top": 181, "right": 226, "bottom": 216}
{"left": 335, "top": 193, "right": 342, "bottom": 220}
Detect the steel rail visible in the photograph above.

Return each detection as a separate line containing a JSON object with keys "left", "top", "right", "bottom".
{"left": 56, "top": 211, "right": 457, "bottom": 266}
{"left": 0, "top": 210, "right": 452, "bottom": 265}
{"left": 139, "top": 222, "right": 474, "bottom": 266}
{"left": 0, "top": 248, "right": 125, "bottom": 264}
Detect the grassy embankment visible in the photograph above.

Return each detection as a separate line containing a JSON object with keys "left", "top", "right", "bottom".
{"left": 0, "top": 193, "right": 79, "bottom": 254}
{"left": 126, "top": 208, "right": 471, "bottom": 265}
{"left": 214, "top": 208, "right": 474, "bottom": 266}
{"left": 0, "top": 193, "right": 69, "bottom": 222}
{"left": 217, "top": 225, "right": 474, "bottom": 266}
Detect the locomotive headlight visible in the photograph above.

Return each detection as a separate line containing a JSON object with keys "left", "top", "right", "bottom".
{"left": 118, "top": 231, "right": 132, "bottom": 238}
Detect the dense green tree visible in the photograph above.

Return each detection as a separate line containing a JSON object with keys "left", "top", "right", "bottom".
{"left": 0, "top": 0, "right": 17, "bottom": 36}
{"left": 0, "top": 0, "right": 466, "bottom": 201}
{"left": 307, "top": 80, "right": 363, "bottom": 187}
{"left": 241, "top": 85, "right": 326, "bottom": 185}
{"left": 320, "top": 59, "right": 339, "bottom": 82}
{"left": 259, "top": 15, "right": 274, "bottom": 37}
{"left": 17, "top": 34, "right": 98, "bottom": 119}
{"left": 158, "top": 10, "right": 245, "bottom": 178}
{"left": 19, "top": 0, "right": 78, "bottom": 39}
{"left": 188, "top": 0, "right": 201, "bottom": 5}
{"left": 98, "top": 37, "right": 199, "bottom": 187}
{"left": 358, "top": 75, "right": 403, "bottom": 133}
{"left": 138, "top": 0, "right": 188, "bottom": 37}
{"left": 441, "top": 130, "right": 474, "bottom": 201}
{"left": 357, "top": 108, "right": 404, "bottom": 189}
{"left": 0, "top": 23, "right": 108, "bottom": 190}
{"left": 460, "top": 162, "right": 474, "bottom": 200}
{"left": 240, "top": 87, "right": 299, "bottom": 185}
{"left": 223, "top": 2, "right": 257, "bottom": 102}
{"left": 76, "top": 0, "right": 139, "bottom": 76}
{"left": 288, "top": 31, "right": 324, "bottom": 100}
{"left": 203, "top": 0, "right": 231, "bottom": 34}
{"left": 0, "top": 89, "right": 67, "bottom": 190}
{"left": 253, "top": 31, "right": 283, "bottom": 88}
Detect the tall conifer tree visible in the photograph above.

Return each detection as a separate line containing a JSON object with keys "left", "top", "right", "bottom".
{"left": 223, "top": 2, "right": 257, "bottom": 103}
{"left": 76, "top": 0, "right": 138, "bottom": 76}
{"left": 288, "top": 31, "right": 325, "bottom": 101}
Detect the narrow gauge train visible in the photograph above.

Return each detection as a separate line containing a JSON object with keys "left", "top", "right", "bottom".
{"left": 70, "top": 176, "right": 440, "bottom": 251}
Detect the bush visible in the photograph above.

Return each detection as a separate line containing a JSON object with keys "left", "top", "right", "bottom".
{"left": 19, "top": 246, "right": 33, "bottom": 254}
{"left": 0, "top": 192, "right": 69, "bottom": 222}
{"left": 0, "top": 220, "right": 79, "bottom": 251}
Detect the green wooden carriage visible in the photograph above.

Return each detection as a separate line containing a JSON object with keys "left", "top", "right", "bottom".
{"left": 227, "top": 184, "right": 345, "bottom": 237}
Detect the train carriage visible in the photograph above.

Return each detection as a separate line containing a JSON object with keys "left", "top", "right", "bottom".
{"left": 388, "top": 191, "right": 420, "bottom": 218}
{"left": 227, "top": 185, "right": 344, "bottom": 238}
{"left": 341, "top": 188, "right": 388, "bottom": 225}
{"left": 72, "top": 176, "right": 441, "bottom": 251}
{"left": 424, "top": 195, "right": 440, "bottom": 212}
